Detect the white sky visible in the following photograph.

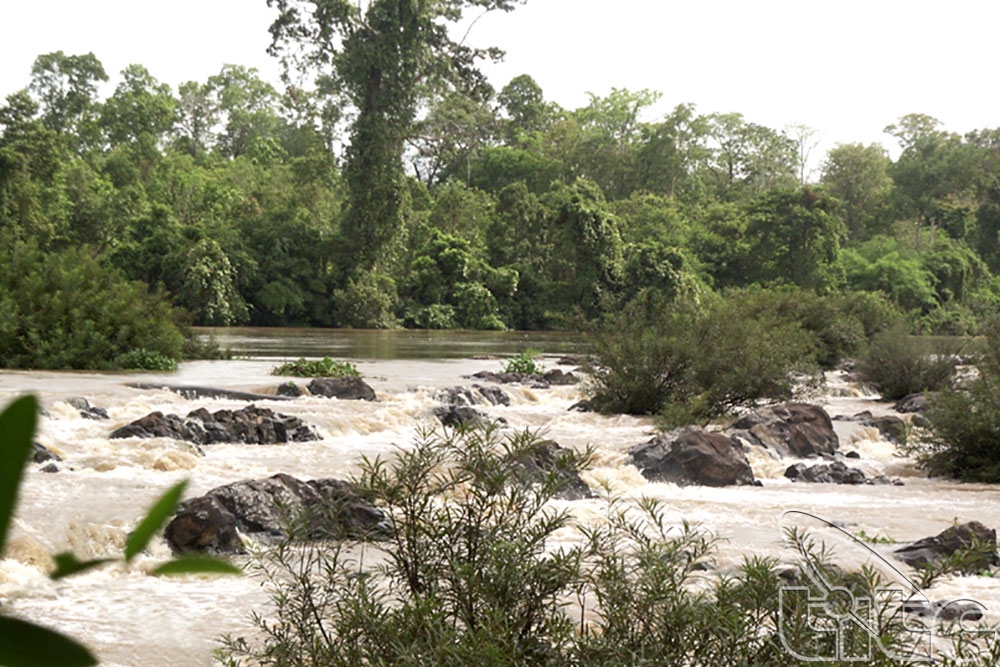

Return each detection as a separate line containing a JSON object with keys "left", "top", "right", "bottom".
{"left": 2, "top": 0, "right": 997, "bottom": 163}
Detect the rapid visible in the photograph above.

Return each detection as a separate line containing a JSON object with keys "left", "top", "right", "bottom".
{"left": 2, "top": 330, "right": 1000, "bottom": 665}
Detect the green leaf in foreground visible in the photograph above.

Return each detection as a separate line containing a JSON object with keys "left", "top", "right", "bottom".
{"left": 124, "top": 480, "right": 188, "bottom": 562}
{"left": 0, "top": 616, "right": 97, "bottom": 667}
{"left": 50, "top": 552, "right": 116, "bottom": 580}
{"left": 151, "top": 555, "right": 243, "bottom": 577}
{"left": 0, "top": 395, "right": 38, "bottom": 555}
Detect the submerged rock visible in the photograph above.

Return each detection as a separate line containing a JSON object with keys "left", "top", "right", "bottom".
{"left": 894, "top": 521, "right": 999, "bottom": 573}
{"left": 434, "top": 385, "right": 511, "bottom": 407}
{"left": 834, "top": 411, "right": 909, "bottom": 444}
{"left": 629, "top": 427, "right": 757, "bottom": 487}
{"left": 67, "top": 397, "right": 109, "bottom": 420}
{"left": 275, "top": 381, "right": 304, "bottom": 398}
{"left": 110, "top": 405, "right": 318, "bottom": 444}
{"left": 728, "top": 403, "right": 839, "bottom": 458}
{"left": 433, "top": 405, "right": 508, "bottom": 429}
{"left": 308, "top": 376, "right": 377, "bottom": 401}
{"left": 31, "top": 442, "right": 61, "bottom": 464}
{"left": 165, "top": 473, "right": 387, "bottom": 554}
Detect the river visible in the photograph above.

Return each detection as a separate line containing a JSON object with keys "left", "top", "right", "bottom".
{"left": 1, "top": 328, "right": 999, "bottom": 665}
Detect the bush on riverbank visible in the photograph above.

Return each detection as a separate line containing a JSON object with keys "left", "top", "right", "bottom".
{"left": 0, "top": 239, "right": 186, "bottom": 370}
{"left": 270, "top": 357, "right": 361, "bottom": 378}
{"left": 219, "top": 423, "right": 996, "bottom": 666}
{"left": 923, "top": 320, "right": 1000, "bottom": 482}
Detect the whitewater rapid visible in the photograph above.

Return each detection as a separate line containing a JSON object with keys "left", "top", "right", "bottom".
{"left": 2, "top": 357, "right": 1000, "bottom": 665}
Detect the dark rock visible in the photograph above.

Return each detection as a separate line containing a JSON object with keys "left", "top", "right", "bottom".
{"left": 434, "top": 385, "right": 510, "bottom": 407}
{"left": 31, "top": 442, "right": 61, "bottom": 464}
{"left": 165, "top": 473, "right": 386, "bottom": 554}
{"left": 468, "top": 370, "right": 544, "bottom": 386}
{"left": 894, "top": 521, "right": 999, "bottom": 572}
{"left": 556, "top": 354, "right": 587, "bottom": 367}
{"left": 433, "top": 405, "right": 498, "bottom": 429}
{"left": 784, "top": 460, "right": 897, "bottom": 485}
{"left": 276, "top": 382, "right": 304, "bottom": 398}
{"left": 835, "top": 411, "right": 908, "bottom": 444}
{"left": 41, "top": 463, "right": 59, "bottom": 473}
{"left": 568, "top": 400, "right": 595, "bottom": 413}
{"left": 845, "top": 450, "right": 861, "bottom": 459}
{"left": 629, "top": 427, "right": 756, "bottom": 487}
{"left": 894, "top": 393, "right": 929, "bottom": 414}
{"left": 511, "top": 440, "right": 592, "bottom": 500}
{"left": 127, "top": 383, "right": 291, "bottom": 402}
{"left": 728, "top": 403, "right": 839, "bottom": 458}
{"left": 542, "top": 369, "right": 579, "bottom": 385}
{"left": 67, "top": 397, "right": 109, "bottom": 420}
{"left": 110, "top": 405, "right": 319, "bottom": 444}
{"left": 902, "top": 599, "right": 985, "bottom": 622}
{"left": 308, "top": 376, "right": 376, "bottom": 401}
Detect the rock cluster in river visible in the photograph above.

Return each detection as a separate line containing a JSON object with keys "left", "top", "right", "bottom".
{"left": 165, "top": 473, "right": 387, "bottom": 553}
{"left": 110, "top": 405, "right": 318, "bottom": 444}
{"left": 432, "top": 384, "right": 511, "bottom": 428}
{"left": 308, "top": 376, "right": 377, "bottom": 401}
{"left": 511, "top": 440, "right": 594, "bottom": 500}
{"left": 784, "top": 460, "right": 901, "bottom": 485}
{"left": 466, "top": 368, "right": 579, "bottom": 387}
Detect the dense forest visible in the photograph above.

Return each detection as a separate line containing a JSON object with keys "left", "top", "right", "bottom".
{"left": 2, "top": 44, "right": 1000, "bottom": 363}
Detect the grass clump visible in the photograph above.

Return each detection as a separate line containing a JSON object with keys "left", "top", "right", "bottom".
{"left": 270, "top": 357, "right": 361, "bottom": 378}
{"left": 503, "top": 349, "right": 546, "bottom": 375}
{"left": 111, "top": 348, "right": 179, "bottom": 372}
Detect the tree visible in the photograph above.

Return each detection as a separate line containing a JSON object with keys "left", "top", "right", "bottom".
{"left": 635, "top": 103, "right": 710, "bottom": 200}
{"left": 173, "top": 80, "right": 218, "bottom": 159}
{"left": 99, "top": 65, "right": 178, "bottom": 170}
{"left": 208, "top": 65, "right": 282, "bottom": 160}
{"left": 267, "top": 0, "right": 526, "bottom": 273}
{"left": 821, "top": 142, "right": 893, "bottom": 241}
{"left": 28, "top": 51, "right": 107, "bottom": 150}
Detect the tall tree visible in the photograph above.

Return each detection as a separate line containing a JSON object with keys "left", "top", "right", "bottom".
{"left": 28, "top": 51, "right": 107, "bottom": 150}
{"left": 821, "top": 142, "right": 893, "bottom": 241}
{"left": 267, "top": 0, "right": 525, "bottom": 272}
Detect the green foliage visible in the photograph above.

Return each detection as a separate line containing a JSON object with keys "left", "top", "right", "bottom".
{"left": 331, "top": 270, "right": 399, "bottom": 329}
{"left": 0, "top": 395, "right": 239, "bottom": 667}
{"left": 503, "top": 350, "right": 545, "bottom": 375}
{"left": 219, "top": 422, "right": 988, "bottom": 666}
{"left": 112, "top": 348, "right": 179, "bottom": 371}
{"left": 855, "top": 324, "right": 957, "bottom": 400}
{"left": 270, "top": 357, "right": 361, "bottom": 378}
{"left": 920, "top": 319, "right": 1000, "bottom": 481}
{"left": 588, "top": 288, "right": 814, "bottom": 425}
{"left": 0, "top": 238, "right": 186, "bottom": 370}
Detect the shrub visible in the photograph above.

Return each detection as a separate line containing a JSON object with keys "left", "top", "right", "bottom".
{"left": 921, "top": 319, "right": 1000, "bottom": 482}
{"left": 855, "top": 325, "right": 956, "bottom": 400}
{"left": 112, "top": 348, "right": 179, "bottom": 372}
{"left": 218, "top": 422, "right": 996, "bottom": 666}
{"left": 0, "top": 239, "right": 186, "bottom": 370}
{"left": 271, "top": 357, "right": 361, "bottom": 378}
{"left": 503, "top": 349, "right": 545, "bottom": 375}
{"left": 587, "top": 289, "right": 814, "bottom": 426}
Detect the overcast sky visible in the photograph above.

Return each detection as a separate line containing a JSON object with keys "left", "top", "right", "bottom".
{"left": 2, "top": 0, "right": 997, "bottom": 163}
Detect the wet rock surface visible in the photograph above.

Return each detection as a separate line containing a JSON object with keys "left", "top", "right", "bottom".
{"left": 630, "top": 427, "right": 757, "bottom": 487}
{"left": 511, "top": 440, "right": 593, "bottom": 500}
{"left": 308, "top": 376, "right": 377, "bottom": 401}
{"left": 110, "top": 405, "right": 319, "bottom": 444}
{"left": 834, "top": 411, "right": 909, "bottom": 444}
{"left": 729, "top": 402, "right": 839, "bottom": 458}
{"left": 67, "top": 397, "right": 109, "bottom": 420}
{"left": 894, "top": 521, "right": 999, "bottom": 572}
{"left": 784, "top": 460, "right": 901, "bottom": 485}
{"left": 165, "top": 473, "right": 387, "bottom": 554}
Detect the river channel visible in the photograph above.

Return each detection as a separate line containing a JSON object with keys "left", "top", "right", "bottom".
{"left": 1, "top": 328, "right": 999, "bottom": 665}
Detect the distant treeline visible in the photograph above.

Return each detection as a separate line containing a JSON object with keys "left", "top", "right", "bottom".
{"left": 3, "top": 51, "right": 1000, "bottom": 343}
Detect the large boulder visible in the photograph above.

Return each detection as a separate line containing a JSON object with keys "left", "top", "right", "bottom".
{"left": 110, "top": 405, "right": 318, "bottom": 444}
{"left": 165, "top": 473, "right": 387, "bottom": 554}
{"left": 308, "top": 376, "right": 377, "bottom": 401}
{"left": 894, "top": 521, "right": 999, "bottom": 573}
{"left": 728, "top": 403, "right": 839, "bottom": 458}
{"left": 511, "top": 440, "right": 593, "bottom": 500}
{"left": 629, "top": 427, "right": 757, "bottom": 487}
{"left": 894, "top": 393, "right": 929, "bottom": 414}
